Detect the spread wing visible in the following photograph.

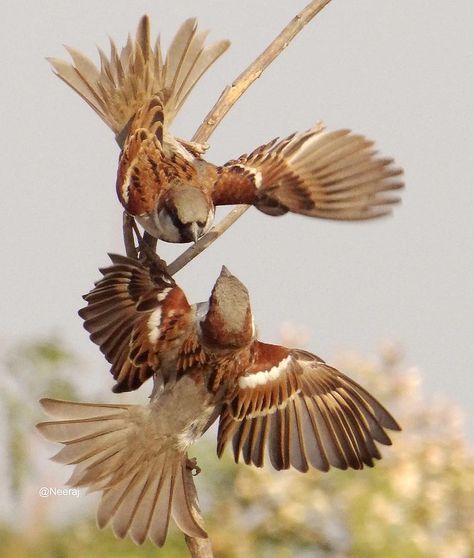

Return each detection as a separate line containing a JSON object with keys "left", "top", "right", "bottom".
{"left": 217, "top": 343, "right": 400, "bottom": 472}
{"left": 212, "top": 125, "right": 403, "bottom": 220}
{"left": 79, "top": 254, "right": 192, "bottom": 392}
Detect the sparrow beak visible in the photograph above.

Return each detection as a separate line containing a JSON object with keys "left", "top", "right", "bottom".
{"left": 219, "top": 265, "right": 232, "bottom": 278}
{"left": 190, "top": 222, "right": 200, "bottom": 243}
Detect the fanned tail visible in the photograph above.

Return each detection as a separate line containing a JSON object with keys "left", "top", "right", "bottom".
{"left": 36, "top": 398, "right": 207, "bottom": 547}
{"left": 48, "top": 15, "right": 229, "bottom": 140}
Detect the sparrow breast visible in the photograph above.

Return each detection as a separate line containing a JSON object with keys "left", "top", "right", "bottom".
{"left": 149, "top": 374, "right": 218, "bottom": 452}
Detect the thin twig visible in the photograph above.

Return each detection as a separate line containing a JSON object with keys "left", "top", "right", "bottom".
{"left": 122, "top": 212, "right": 138, "bottom": 258}
{"left": 183, "top": 466, "right": 214, "bottom": 558}
{"left": 168, "top": 0, "right": 333, "bottom": 276}
{"left": 193, "top": 0, "right": 332, "bottom": 143}
{"left": 167, "top": 205, "right": 246, "bottom": 276}
{"left": 180, "top": 2, "right": 333, "bottom": 557}
{"left": 185, "top": 535, "right": 214, "bottom": 558}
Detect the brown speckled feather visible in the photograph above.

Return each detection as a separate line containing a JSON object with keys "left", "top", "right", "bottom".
{"left": 79, "top": 254, "right": 192, "bottom": 392}
{"left": 116, "top": 96, "right": 198, "bottom": 217}
{"left": 116, "top": 129, "right": 163, "bottom": 216}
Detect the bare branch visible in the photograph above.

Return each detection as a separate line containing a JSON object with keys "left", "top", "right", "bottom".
{"left": 183, "top": 464, "right": 214, "bottom": 558}
{"left": 167, "top": 205, "right": 248, "bottom": 276}
{"left": 192, "top": 0, "right": 332, "bottom": 144}
{"left": 169, "top": 0, "right": 333, "bottom": 275}
{"left": 185, "top": 535, "right": 214, "bottom": 558}
{"left": 117, "top": 2, "right": 333, "bottom": 555}
{"left": 122, "top": 212, "right": 138, "bottom": 259}
{"left": 179, "top": 4, "right": 334, "bottom": 556}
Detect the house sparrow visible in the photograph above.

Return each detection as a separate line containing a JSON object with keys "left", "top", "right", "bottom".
{"left": 49, "top": 16, "right": 403, "bottom": 243}
{"left": 36, "top": 254, "right": 400, "bottom": 546}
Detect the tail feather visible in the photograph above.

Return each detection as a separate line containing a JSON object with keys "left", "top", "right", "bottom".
{"left": 97, "top": 458, "right": 174, "bottom": 545}
{"left": 38, "top": 416, "right": 128, "bottom": 443}
{"left": 51, "top": 429, "right": 127, "bottom": 464}
{"left": 39, "top": 397, "right": 131, "bottom": 419}
{"left": 49, "top": 15, "right": 229, "bottom": 139}
{"left": 126, "top": 461, "right": 169, "bottom": 545}
{"left": 36, "top": 398, "right": 207, "bottom": 546}
{"left": 102, "top": 466, "right": 153, "bottom": 540}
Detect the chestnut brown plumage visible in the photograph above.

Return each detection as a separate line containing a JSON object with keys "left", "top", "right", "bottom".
{"left": 37, "top": 255, "right": 400, "bottom": 547}
{"left": 49, "top": 15, "right": 403, "bottom": 243}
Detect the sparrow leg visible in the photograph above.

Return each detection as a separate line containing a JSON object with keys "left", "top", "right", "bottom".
{"left": 137, "top": 231, "right": 159, "bottom": 262}
{"left": 124, "top": 215, "right": 161, "bottom": 267}
{"left": 177, "top": 137, "right": 209, "bottom": 157}
{"left": 134, "top": 230, "right": 169, "bottom": 273}
{"left": 186, "top": 456, "right": 201, "bottom": 476}
{"left": 122, "top": 212, "right": 138, "bottom": 259}
{"left": 142, "top": 232, "right": 158, "bottom": 254}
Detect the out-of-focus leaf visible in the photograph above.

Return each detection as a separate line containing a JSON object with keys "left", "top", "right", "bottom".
{"left": 1, "top": 339, "right": 473, "bottom": 557}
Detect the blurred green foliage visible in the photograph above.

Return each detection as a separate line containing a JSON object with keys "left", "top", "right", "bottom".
{"left": 1, "top": 521, "right": 187, "bottom": 558}
{"left": 0, "top": 339, "right": 473, "bottom": 557}
{"left": 1, "top": 339, "right": 77, "bottom": 495}
{"left": 197, "top": 348, "right": 474, "bottom": 558}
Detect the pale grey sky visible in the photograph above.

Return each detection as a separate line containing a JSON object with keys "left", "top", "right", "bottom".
{"left": 1, "top": 1, "right": 473, "bottom": 436}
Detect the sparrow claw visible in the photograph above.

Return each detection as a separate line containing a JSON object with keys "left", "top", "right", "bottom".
{"left": 137, "top": 234, "right": 169, "bottom": 273}
{"left": 186, "top": 457, "right": 201, "bottom": 476}
{"left": 177, "top": 138, "right": 209, "bottom": 157}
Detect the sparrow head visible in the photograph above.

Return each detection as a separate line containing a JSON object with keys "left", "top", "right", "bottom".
{"left": 200, "top": 266, "right": 255, "bottom": 349}
{"left": 157, "top": 184, "right": 214, "bottom": 243}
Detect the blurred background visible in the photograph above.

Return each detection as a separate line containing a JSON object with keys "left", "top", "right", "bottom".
{"left": 2, "top": 338, "right": 473, "bottom": 556}
{"left": 1, "top": 0, "right": 473, "bottom": 555}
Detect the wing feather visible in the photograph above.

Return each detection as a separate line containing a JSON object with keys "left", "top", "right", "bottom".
{"left": 218, "top": 342, "right": 400, "bottom": 471}
{"left": 215, "top": 124, "right": 403, "bottom": 220}
{"left": 80, "top": 254, "right": 191, "bottom": 392}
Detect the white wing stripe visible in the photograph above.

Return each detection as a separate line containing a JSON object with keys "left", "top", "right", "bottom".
{"left": 147, "top": 308, "right": 162, "bottom": 344}
{"left": 238, "top": 355, "right": 292, "bottom": 389}
{"left": 157, "top": 288, "right": 172, "bottom": 302}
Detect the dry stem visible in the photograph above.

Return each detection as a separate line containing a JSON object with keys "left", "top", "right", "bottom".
{"left": 183, "top": 466, "right": 213, "bottom": 558}
{"left": 168, "top": 0, "right": 333, "bottom": 276}
{"left": 179, "top": 1, "right": 333, "bottom": 557}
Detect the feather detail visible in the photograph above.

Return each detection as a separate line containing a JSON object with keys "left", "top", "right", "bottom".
{"left": 48, "top": 15, "right": 229, "bottom": 139}
{"left": 214, "top": 124, "right": 403, "bottom": 220}
{"left": 116, "top": 98, "right": 198, "bottom": 216}
{"left": 211, "top": 163, "right": 263, "bottom": 208}
{"left": 177, "top": 333, "right": 207, "bottom": 374}
{"left": 217, "top": 344, "right": 400, "bottom": 471}
{"left": 79, "top": 254, "right": 191, "bottom": 392}
{"left": 36, "top": 398, "right": 207, "bottom": 546}
{"left": 115, "top": 127, "right": 164, "bottom": 215}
